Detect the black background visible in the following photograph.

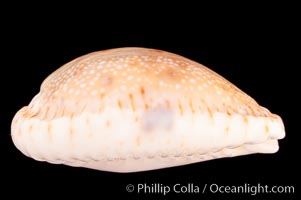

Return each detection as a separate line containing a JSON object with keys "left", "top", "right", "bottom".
{"left": 1, "top": 3, "right": 298, "bottom": 199}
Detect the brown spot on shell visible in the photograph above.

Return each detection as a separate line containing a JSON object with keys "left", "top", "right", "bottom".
{"left": 106, "top": 120, "right": 110, "bottom": 128}
{"left": 69, "top": 125, "right": 74, "bottom": 139}
{"left": 118, "top": 100, "right": 123, "bottom": 110}
{"left": 144, "top": 103, "right": 149, "bottom": 110}
{"left": 140, "top": 87, "right": 145, "bottom": 97}
{"left": 129, "top": 93, "right": 135, "bottom": 112}
{"left": 178, "top": 100, "right": 183, "bottom": 116}
{"left": 243, "top": 116, "right": 249, "bottom": 124}
{"left": 208, "top": 108, "right": 213, "bottom": 119}
{"left": 165, "top": 100, "right": 170, "bottom": 109}
{"left": 265, "top": 125, "right": 269, "bottom": 134}
{"left": 225, "top": 126, "right": 230, "bottom": 135}
{"left": 47, "top": 124, "right": 52, "bottom": 141}
{"left": 226, "top": 110, "right": 232, "bottom": 116}
{"left": 136, "top": 136, "right": 141, "bottom": 146}
{"left": 189, "top": 99, "right": 195, "bottom": 114}
{"left": 28, "top": 124, "right": 33, "bottom": 132}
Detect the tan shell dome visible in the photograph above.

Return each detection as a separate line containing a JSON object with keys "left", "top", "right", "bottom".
{"left": 11, "top": 47, "right": 285, "bottom": 172}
